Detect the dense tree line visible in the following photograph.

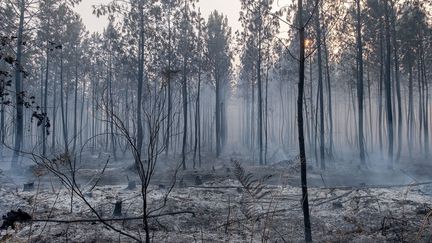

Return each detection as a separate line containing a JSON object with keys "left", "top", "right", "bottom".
{"left": 237, "top": 0, "right": 431, "bottom": 168}
{"left": 1, "top": 0, "right": 430, "bottom": 167}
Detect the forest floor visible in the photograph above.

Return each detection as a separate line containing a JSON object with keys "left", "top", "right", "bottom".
{"left": 1, "top": 152, "right": 432, "bottom": 242}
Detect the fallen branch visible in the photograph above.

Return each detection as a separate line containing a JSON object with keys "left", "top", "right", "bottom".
{"left": 28, "top": 211, "right": 195, "bottom": 224}
{"left": 185, "top": 185, "right": 242, "bottom": 189}
{"left": 318, "top": 181, "right": 432, "bottom": 190}
{"left": 212, "top": 208, "right": 300, "bottom": 231}
{"left": 312, "top": 190, "right": 354, "bottom": 206}
{"left": 186, "top": 185, "right": 289, "bottom": 191}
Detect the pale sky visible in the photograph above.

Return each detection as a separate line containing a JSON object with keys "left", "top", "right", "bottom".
{"left": 75, "top": 0, "right": 293, "bottom": 34}
{"left": 74, "top": 0, "right": 244, "bottom": 34}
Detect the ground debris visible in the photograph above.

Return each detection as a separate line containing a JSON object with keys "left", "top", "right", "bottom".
{"left": 0, "top": 209, "right": 32, "bottom": 230}
{"left": 1, "top": 166, "right": 432, "bottom": 242}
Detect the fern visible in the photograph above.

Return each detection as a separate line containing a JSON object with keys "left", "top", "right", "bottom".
{"left": 232, "top": 159, "right": 273, "bottom": 220}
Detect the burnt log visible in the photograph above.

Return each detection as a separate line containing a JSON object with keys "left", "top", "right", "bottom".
{"left": 1, "top": 209, "right": 31, "bottom": 230}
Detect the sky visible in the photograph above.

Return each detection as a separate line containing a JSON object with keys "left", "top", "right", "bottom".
{"left": 74, "top": 0, "right": 243, "bottom": 34}
{"left": 74, "top": 0, "right": 108, "bottom": 33}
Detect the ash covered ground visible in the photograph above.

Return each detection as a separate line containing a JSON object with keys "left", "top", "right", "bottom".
{"left": 1, "top": 153, "right": 432, "bottom": 242}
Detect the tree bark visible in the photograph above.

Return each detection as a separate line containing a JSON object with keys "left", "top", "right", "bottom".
{"left": 408, "top": 65, "right": 413, "bottom": 157}
{"left": 136, "top": 1, "right": 145, "bottom": 161}
{"left": 181, "top": 55, "right": 188, "bottom": 170}
{"left": 73, "top": 47, "right": 79, "bottom": 153}
{"left": 12, "top": 0, "right": 26, "bottom": 168}
{"left": 322, "top": 28, "right": 334, "bottom": 159}
{"left": 108, "top": 53, "right": 117, "bottom": 160}
{"left": 315, "top": 2, "right": 325, "bottom": 169}
{"left": 384, "top": 0, "right": 394, "bottom": 166}
{"left": 60, "top": 49, "right": 69, "bottom": 153}
{"left": 165, "top": 4, "right": 172, "bottom": 156}
{"left": 193, "top": 23, "right": 202, "bottom": 167}
{"left": 216, "top": 73, "right": 221, "bottom": 157}
{"left": 391, "top": 5, "right": 402, "bottom": 161}
{"left": 297, "top": 0, "right": 312, "bottom": 241}
{"left": 355, "top": 0, "right": 365, "bottom": 165}
{"left": 257, "top": 11, "right": 263, "bottom": 165}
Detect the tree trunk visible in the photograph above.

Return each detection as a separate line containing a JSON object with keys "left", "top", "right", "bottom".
{"left": 216, "top": 73, "right": 221, "bottom": 157}
{"left": 136, "top": 2, "right": 145, "bottom": 161}
{"left": 421, "top": 51, "right": 429, "bottom": 157}
{"left": 367, "top": 67, "right": 373, "bottom": 152}
{"left": 80, "top": 75, "right": 86, "bottom": 150}
{"left": 392, "top": 7, "right": 402, "bottom": 161}
{"left": 91, "top": 72, "right": 97, "bottom": 154}
{"left": 315, "top": 3, "right": 325, "bottom": 169}
{"left": 378, "top": 24, "right": 384, "bottom": 154}
{"left": 257, "top": 21, "right": 263, "bottom": 165}
{"left": 73, "top": 47, "right": 79, "bottom": 153}
{"left": 384, "top": 1, "right": 394, "bottom": 166}
{"left": 0, "top": 97, "right": 4, "bottom": 155}
{"left": 417, "top": 57, "right": 423, "bottom": 153}
{"left": 60, "top": 49, "right": 69, "bottom": 153}
{"left": 355, "top": 0, "right": 365, "bottom": 165}
{"left": 165, "top": 6, "right": 172, "bottom": 156}
{"left": 51, "top": 64, "right": 58, "bottom": 151}
{"left": 265, "top": 52, "right": 270, "bottom": 165}
{"left": 42, "top": 43, "right": 50, "bottom": 157}
{"left": 322, "top": 28, "right": 334, "bottom": 159}
{"left": 11, "top": 0, "right": 26, "bottom": 168}
{"left": 297, "top": 0, "right": 312, "bottom": 241}
{"left": 181, "top": 55, "right": 188, "bottom": 170}
{"left": 408, "top": 65, "right": 413, "bottom": 157}
{"left": 109, "top": 53, "right": 117, "bottom": 160}
{"left": 251, "top": 76, "right": 255, "bottom": 152}
{"left": 181, "top": 1, "right": 189, "bottom": 170}
{"left": 193, "top": 38, "right": 202, "bottom": 167}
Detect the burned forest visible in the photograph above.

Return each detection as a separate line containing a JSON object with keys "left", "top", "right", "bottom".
{"left": 1, "top": 0, "right": 432, "bottom": 242}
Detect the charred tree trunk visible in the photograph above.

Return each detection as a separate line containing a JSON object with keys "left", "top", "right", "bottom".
{"left": 265, "top": 52, "right": 270, "bottom": 165}
{"left": 391, "top": 6, "right": 402, "bottom": 161}
{"left": 51, "top": 65, "right": 58, "bottom": 151}
{"left": 108, "top": 53, "right": 117, "bottom": 160}
{"left": 408, "top": 65, "right": 414, "bottom": 158}
{"left": 322, "top": 28, "right": 334, "bottom": 159}
{"left": 193, "top": 31, "right": 202, "bottom": 168}
{"left": 165, "top": 5, "right": 172, "bottom": 156}
{"left": 355, "top": 0, "right": 365, "bottom": 165}
{"left": 181, "top": 2, "right": 189, "bottom": 170}
{"left": 136, "top": 1, "right": 145, "bottom": 160}
{"left": 11, "top": 0, "right": 26, "bottom": 168}
{"left": 384, "top": 0, "right": 394, "bottom": 166}
{"left": 181, "top": 56, "right": 188, "bottom": 170}
{"left": 257, "top": 17, "right": 263, "bottom": 165}
{"left": 315, "top": 3, "right": 325, "bottom": 169}
{"left": 42, "top": 43, "right": 50, "bottom": 157}
{"left": 60, "top": 49, "right": 69, "bottom": 153}
{"left": 216, "top": 73, "right": 221, "bottom": 157}
{"left": 297, "top": 0, "right": 312, "bottom": 241}
{"left": 73, "top": 47, "right": 79, "bottom": 153}
{"left": 378, "top": 24, "right": 384, "bottom": 154}
{"left": 80, "top": 75, "right": 86, "bottom": 150}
